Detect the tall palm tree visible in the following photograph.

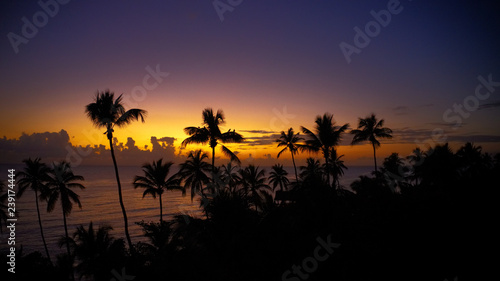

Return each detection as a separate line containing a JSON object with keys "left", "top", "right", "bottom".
{"left": 182, "top": 108, "right": 244, "bottom": 175}
{"left": 301, "top": 113, "right": 349, "bottom": 187}
{"left": 16, "top": 158, "right": 52, "bottom": 264}
{"left": 268, "top": 164, "right": 289, "bottom": 192}
{"left": 133, "top": 159, "right": 184, "bottom": 222}
{"left": 85, "top": 90, "right": 146, "bottom": 251}
{"left": 276, "top": 127, "right": 303, "bottom": 182}
{"left": 351, "top": 113, "right": 393, "bottom": 173}
{"left": 44, "top": 161, "right": 85, "bottom": 280}
{"left": 178, "top": 150, "right": 212, "bottom": 201}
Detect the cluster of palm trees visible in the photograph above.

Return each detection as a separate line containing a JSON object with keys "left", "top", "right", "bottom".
{"left": 0, "top": 90, "right": 394, "bottom": 279}
{"left": 82, "top": 90, "right": 394, "bottom": 252}
{"left": 1, "top": 90, "right": 498, "bottom": 280}
{"left": 12, "top": 158, "right": 85, "bottom": 280}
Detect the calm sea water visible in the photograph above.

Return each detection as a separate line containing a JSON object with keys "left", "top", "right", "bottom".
{"left": 0, "top": 164, "right": 372, "bottom": 255}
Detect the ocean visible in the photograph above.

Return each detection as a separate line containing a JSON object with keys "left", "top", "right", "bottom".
{"left": 0, "top": 164, "right": 373, "bottom": 256}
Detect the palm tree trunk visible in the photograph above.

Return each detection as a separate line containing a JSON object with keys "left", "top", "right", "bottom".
{"left": 324, "top": 154, "right": 330, "bottom": 187}
{"left": 62, "top": 211, "right": 74, "bottom": 281}
{"left": 373, "top": 143, "right": 378, "bottom": 173}
{"left": 108, "top": 137, "right": 134, "bottom": 252}
{"left": 159, "top": 193, "right": 163, "bottom": 222}
{"left": 211, "top": 146, "right": 216, "bottom": 176}
{"left": 35, "top": 190, "right": 52, "bottom": 265}
{"left": 291, "top": 152, "right": 298, "bottom": 182}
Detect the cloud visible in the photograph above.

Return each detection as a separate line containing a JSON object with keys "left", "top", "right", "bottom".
{"left": 0, "top": 130, "right": 70, "bottom": 163}
{"left": 392, "top": 106, "right": 409, "bottom": 116}
{"left": 243, "top": 134, "right": 281, "bottom": 146}
{"left": 478, "top": 100, "right": 500, "bottom": 110}
{"left": 0, "top": 130, "right": 182, "bottom": 166}
{"left": 240, "top": 130, "right": 277, "bottom": 134}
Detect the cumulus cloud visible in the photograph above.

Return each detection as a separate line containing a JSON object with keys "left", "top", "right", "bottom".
{"left": 0, "top": 130, "right": 182, "bottom": 166}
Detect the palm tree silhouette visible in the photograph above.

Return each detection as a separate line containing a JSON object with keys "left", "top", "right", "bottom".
{"left": 44, "top": 161, "right": 85, "bottom": 280}
{"left": 182, "top": 108, "right": 244, "bottom": 175}
{"left": 16, "top": 158, "right": 52, "bottom": 264}
{"left": 178, "top": 150, "right": 212, "bottom": 201}
{"left": 238, "top": 165, "right": 270, "bottom": 210}
{"left": 299, "top": 157, "right": 324, "bottom": 184}
{"left": 85, "top": 90, "right": 146, "bottom": 251}
{"left": 407, "top": 147, "right": 425, "bottom": 186}
{"left": 268, "top": 164, "right": 289, "bottom": 192}
{"left": 65, "top": 222, "right": 125, "bottom": 280}
{"left": 276, "top": 127, "right": 303, "bottom": 182}
{"left": 351, "top": 113, "right": 393, "bottom": 173}
{"left": 326, "top": 149, "right": 348, "bottom": 189}
{"left": 301, "top": 113, "right": 349, "bottom": 187}
{"left": 220, "top": 162, "right": 241, "bottom": 193}
{"left": 133, "top": 159, "right": 184, "bottom": 222}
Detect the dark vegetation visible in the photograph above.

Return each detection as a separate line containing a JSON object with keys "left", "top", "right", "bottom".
{"left": 1, "top": 91, "right": 495, "bottom": 280}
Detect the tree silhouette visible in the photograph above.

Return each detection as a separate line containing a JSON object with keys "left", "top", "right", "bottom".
{"left": 299, "top": 157, "right": 324, "bottom": 185}
{"left": 178, "top": 150, "right": 212, "bottom": 201}
{"left": 268, "top": 164, "right": 289, "bottom": 192}
{"left": 133, "top": 159, "right": 184, "bottom": 222}
{"left": 85, "top": 90, "right": 146, "bottom": 251}
{"left": 301, "top": 113, "right": 349, "bottom": 187}
{"left": 276, "top": 127, "right": 303, "bottom": 182}
{"left": 220, "top": 162, "right": 242, "bottom": 193}
{"left": 326, "top": 149, "right": 348, "bottom": 189}
{"left": 44, "top": 161, "right": 85, "bottom": 280}
{"left": 406, "top": 147, "right": 426, "bottom": 186}
{"left": 351, "top": 113, "right": 392, "bottom": 173}
{"left": 64, "top": 222, "right": 125, "bottom": 280}
{"left": 16, "top": 158, "right": 52, "bottom": 264}
{"left": 238, "top": 165, "right": 270, "bottom": 211}
{"left": 182, "top": 108, "right": 244, "bottom": 175}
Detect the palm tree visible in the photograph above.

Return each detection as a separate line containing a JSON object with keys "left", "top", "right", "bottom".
{"left": 268, "top": 164, "right": 289, "bottom": 192}
{"left": 85, "top": 90, "right": 146, "bottom": 251}
{"left": 276, "top": 127, "right": 303, "bottom": 182}
{"left": 65, "top": 222, "right": 125, "bottom": 281}
{"left": 220, "top": 162, "right": 241, "bottom": 193}
{"left": 351, "top": 113, "right": 393, "bottom": 173}
{"left": 407, "top": 147, "right": 426, "bottom": 186}
{"left": 326, "top": 149, "right": 348, "bottom": 189}
{"left": 301, "top": 113, "right": 349, "bottom": 187}
{"left": 44, "top": 161, "right": 85, "bottom": 280}
{"left": 133, "top": 159, "right": 184, "bottom": 222}
{"left": 238, "top": 165, "right": 270, "bottom": 210}
{"left": 299, "top": 157, "right": 324, "bottom": 184}
{"left": 16, "top": 158, "right": 52, "bottom": 264}
{"left": 178, "top": 150, "right": 212, "bottom": 201}
{"left": 182, "top": 108, "right": 244, "bottom": 175}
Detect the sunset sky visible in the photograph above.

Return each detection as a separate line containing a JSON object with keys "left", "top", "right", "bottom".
{"left": 1, "top": 0, "right": 499, "bottom": 167}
